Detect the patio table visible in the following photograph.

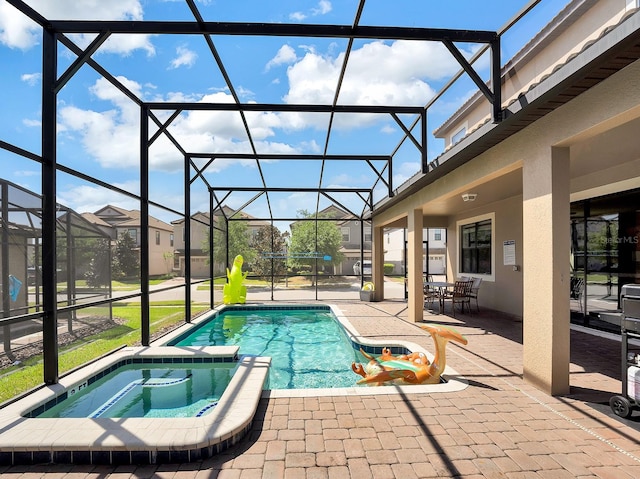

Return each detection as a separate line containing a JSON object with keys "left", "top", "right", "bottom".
{"left": 424, "top": 281, "right": 455, "bottom": 313}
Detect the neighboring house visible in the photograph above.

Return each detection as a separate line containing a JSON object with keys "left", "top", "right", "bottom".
{"left": 171, "top": 211, "right": 211, "bottom": 278}
{"left": 289, "top": 205, "right": 372, "bottom": 275}
{"left": 171, "top": 207, "right": 270, "bottom": 278}
{"left": 83, "top": 205, "right": 174, "bottom": 277}
{"left": 383, "top": 228, "right": 446, "bottom": 276}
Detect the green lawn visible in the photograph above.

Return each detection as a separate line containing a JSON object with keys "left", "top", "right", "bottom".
{"left": 0, "top": 300, "right": 208, "bottom": 404}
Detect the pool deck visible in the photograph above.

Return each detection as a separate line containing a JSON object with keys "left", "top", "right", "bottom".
{"left": 2, "top": 299, "right": 640, "bottom": 477}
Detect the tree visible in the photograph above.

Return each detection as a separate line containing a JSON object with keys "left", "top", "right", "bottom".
{"left": 250, "top": 225, "right": 287, "bottom": 280}
{"left": 84, "top": 238, "right": 111, "bottom": 287}
{"left": 288, "top": 210, "right": 344, "bottom": 284}
{"left": 206, "top": 220, "right": 255, "bottom": 271}
{"left": 113, "top": 231, "right": 139, "bottom": 279}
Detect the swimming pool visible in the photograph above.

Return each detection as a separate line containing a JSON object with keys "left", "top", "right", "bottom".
{"left": 167, "top": 305, "right": 371, "bottom": 389}
{"left": 0, "top": 304, "right": 468, "bottom": 465}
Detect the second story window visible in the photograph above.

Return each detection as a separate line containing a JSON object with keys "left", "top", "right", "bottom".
{"left": 434, "top": 230, "right": 442, "bottom": 241}
{"left": 341, "top": 227, "right": 350, "bottom": 242}
{"left": 128, "top": 228, "right": 137, "bottom": 244}
{"left": 156, "top": 231, "right": 161, "bottom": 245}
{"left": 170, "top": 234, "right": 174, "bottom": 247}
{"left": 364, "top": 227, "right": 371, "bottom": 242}
{"left": 451, "top": 126, "right": 467, "bottom": 145}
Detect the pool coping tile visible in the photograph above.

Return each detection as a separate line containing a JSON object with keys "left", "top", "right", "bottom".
{"left": 0, "top": 346, "right": 269, "bottom": 464}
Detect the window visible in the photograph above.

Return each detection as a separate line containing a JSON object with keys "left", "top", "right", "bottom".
{"left": 451, "top": 125, "right": 467, "bottom": 145}
{"left": 155, "top": 231, "right": 161, "bottom": 245}
{"left": 434, "top": 230, "right": 442, "bottom": 241}
{"left": 460, "top": 219, "right": 492, "bottom": 275}
{"left": 364, "top": 227, "right": 371, "bottom": 242}
{"left": 170, "top": 233, "right": 174, "bottom": 247}
{"left": 128, "top": 228, "right": 137, "bottom": 243}
{"left": 341, "top": 227, "right": 350, "bottom": 242}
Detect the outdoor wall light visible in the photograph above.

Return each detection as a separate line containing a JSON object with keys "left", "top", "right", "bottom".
{"left": 461, "top": 193, "right": 477, "bottom": 202}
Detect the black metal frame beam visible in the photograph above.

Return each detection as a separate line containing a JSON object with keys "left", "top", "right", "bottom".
{"left": 40, "top": 21, "right": 498, "bottom": 44}
{"left": 41, "top": 27, "right": 58, "bottom": 384}
{"left": 211, "top": 187, "right": 371, "bottom": 193}
{"left": 2, "top": 0, "right": 509, "bottom": 385}
{"left": 147, "top": 102, "right": 424, "bottom": 114}
{"left": 188, "top": 153, "right": 391, "bottom": 160}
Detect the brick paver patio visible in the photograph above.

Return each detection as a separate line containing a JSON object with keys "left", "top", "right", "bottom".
{"left": 2, "top": 299, "right": 639, "bottom": 478}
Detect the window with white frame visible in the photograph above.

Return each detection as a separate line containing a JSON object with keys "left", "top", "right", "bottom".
{"left": 457, "top": 213, "right": 495, "bottom": 279}
{"left": 341, "top": 227, "right": 350, "bottom": 242}
{"left": 364, "top": 227, "right": 371, "bottom": 242}
{"left": 451, "top": 125, "right": 467, "bottom": 145}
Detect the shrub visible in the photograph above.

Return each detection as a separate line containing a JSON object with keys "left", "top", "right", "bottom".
{"left": 384, "top": 263, "right": 395, "bottom": 274}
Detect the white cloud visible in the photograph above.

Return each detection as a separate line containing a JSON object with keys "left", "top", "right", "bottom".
{"left": 281, "top": 40, "right": 467, "bottom": 129}
{"left": 277, "top": 192, "right": 317, "bottom": 215}
{"left": 1, "top": 0, "right": 154, "bottom": 56}
{"left": 289, "top": 1, "right": 331, "bottom": 22}
{"left": 14, "top": 169, "right": 40, "bottom": 177}
{"left": 298, "top": 140, "right": 321, "bottom": 153}
{"left": 169, "top": 45, "right": 197, "bottom": 69}
{"left": 98, "top": 34, "right": 156, "bottom": 57}
{"left": 265, "top": 45, "right": 297, "bottom": 71}
{"left": 393, "top": 160, "right": 421, "bottom": 187}
{"left": 22, "top": 118, "right": 41, "bottom": 127}
{"left": 289, "top": 12, "right": 306, "bottom": 21}
{"left": 312, "top": 1, "right": 332, "bottom": 16}
{"left": 0, "top": 1, "right": 41, "bottom": 50}
{"left": 235, "top": 86, "right": 255, "bottom": 101}
{"left": 57, "top": 77, "right": 301, "bottom": 174}
{"left": 21, "top": 72, "right": 41, "bottom": 86}
{"left": 57, "top": 180, "right": 140, "bottom": 214}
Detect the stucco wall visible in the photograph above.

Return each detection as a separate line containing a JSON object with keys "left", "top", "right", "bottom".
{"left": 447, "top": 194, "right": 524, "bottom": 318}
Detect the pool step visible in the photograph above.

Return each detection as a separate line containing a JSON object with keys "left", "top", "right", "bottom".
{"left": 89, "top": 375, "right": 192, "bottom": 418}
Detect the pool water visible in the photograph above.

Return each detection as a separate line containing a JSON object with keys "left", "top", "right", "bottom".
{"left": 37, "top": 363, "right": 235, "bottom": 418}
{"left": 170, "top": 307, "right": 367, "bottom": 389}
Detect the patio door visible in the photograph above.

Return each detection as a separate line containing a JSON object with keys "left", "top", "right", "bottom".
{"left": 570, "top": 188, "right": 640, "bottom": 324}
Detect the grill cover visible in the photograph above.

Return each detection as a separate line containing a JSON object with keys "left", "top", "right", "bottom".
{"left": 621, "top": 284, "right": 640, "bottom": 332}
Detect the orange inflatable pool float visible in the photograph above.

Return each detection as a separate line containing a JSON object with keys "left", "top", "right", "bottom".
{"left": 351, "top": 323, "right": 468, "bottom": 386}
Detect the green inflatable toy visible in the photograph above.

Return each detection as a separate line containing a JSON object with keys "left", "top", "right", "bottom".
{"left": 223, "top": 254, "right": 248, "bottom": 304}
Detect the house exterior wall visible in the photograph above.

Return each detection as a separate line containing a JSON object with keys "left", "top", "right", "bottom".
{"left": 374, "top": 51, "right": 640, "bottom": 317}
{"left": 149, "top": 227, "right": 174, "bottom": 277}
{"left": 113, "top": 226, "right": 173, "bottom": 277}
{"left": 447, "top": 196, "right": 523, "bottom": 317}
{"left": 172, "top": 214, "right": 210, "bottom": 277}
{"left": 437, "top": 0, "right": 629, "bottom": 148}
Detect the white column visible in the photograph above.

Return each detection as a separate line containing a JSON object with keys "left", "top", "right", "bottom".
{"left": 522, "top": 146, "right": 570, "bottom": 395}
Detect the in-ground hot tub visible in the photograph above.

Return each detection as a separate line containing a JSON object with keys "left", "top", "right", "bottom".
{"left": 0, "top": 346, "right": 270, "bottom": 465}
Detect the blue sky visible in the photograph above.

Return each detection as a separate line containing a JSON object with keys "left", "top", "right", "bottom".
{"left": 0, "top": 0, "right": 564, "bottom": 228}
